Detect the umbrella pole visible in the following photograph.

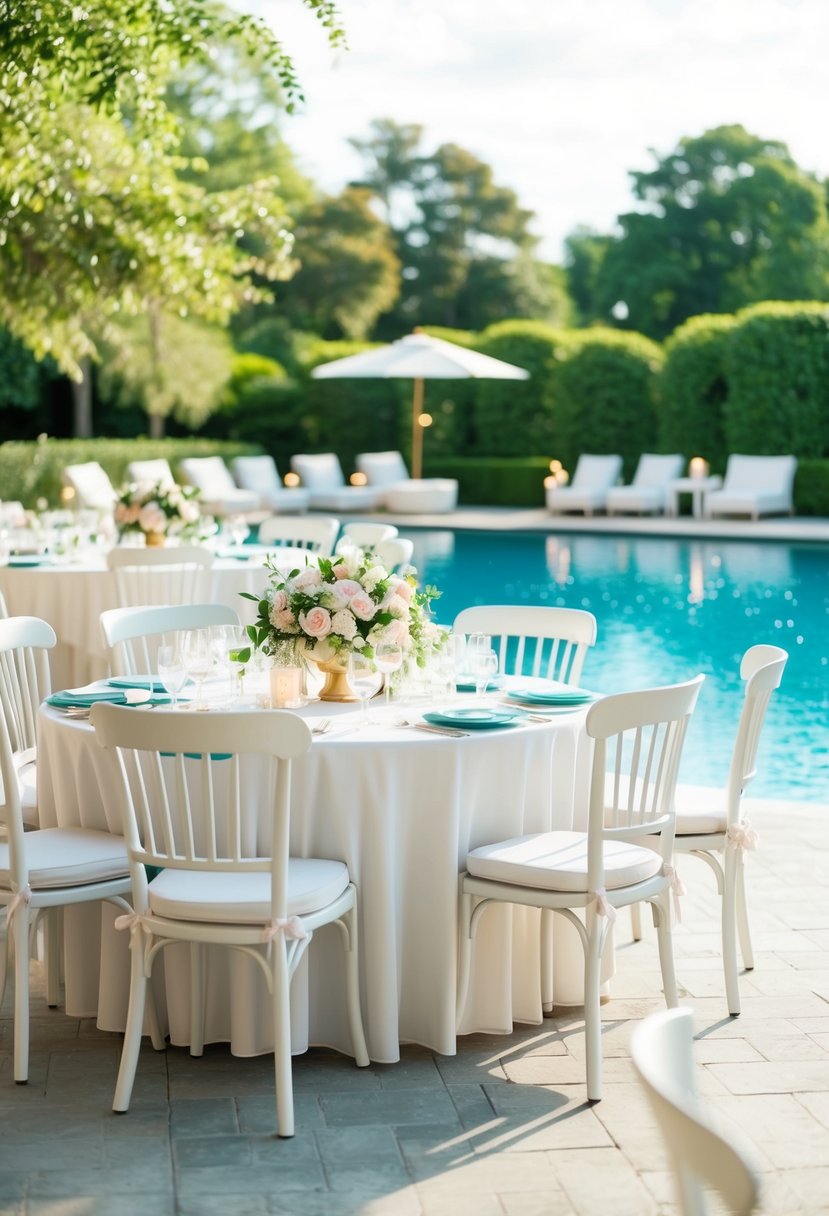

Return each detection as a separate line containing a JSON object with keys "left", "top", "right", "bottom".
{"left": 411, "top": 377, "right": 424, "bottom": 480}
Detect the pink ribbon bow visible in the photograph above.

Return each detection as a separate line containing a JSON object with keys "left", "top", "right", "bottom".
{"left": 4, "top": 883, "right": 32, "bottom": 928}
{"left": 261, "top": 916, "right": 307, "bottom": 945}
{"left": 662, "top": 863, "right": 686, "bottom": 922}
{"left": 727, "top": 821, "right": 759, "bottom": 851}
{"left": 593, "top": 889, "right": 617, "bottom": 924}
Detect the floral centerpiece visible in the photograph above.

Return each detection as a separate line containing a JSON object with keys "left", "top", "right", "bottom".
{"left": 244, "top": 547, "right": 443, "bottom": 700}
{"left": 114, "top": 480, "right": 213, "bottom": 544}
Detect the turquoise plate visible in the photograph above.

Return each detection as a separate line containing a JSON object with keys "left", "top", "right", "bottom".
{"left": 424, "top": 707, "right": 524, "bottom": 730}
{"left": 506, "top": 686, "right": 597, "bottom": 706}
{"left": 455, "top": 675, "right": 504, "bottom": 692}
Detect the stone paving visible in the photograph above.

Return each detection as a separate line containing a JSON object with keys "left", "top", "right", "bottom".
{"left": 1, "top": 794, "right": 828, "bottom": 1215}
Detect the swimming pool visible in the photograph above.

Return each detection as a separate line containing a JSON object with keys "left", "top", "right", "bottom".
{"left": 403, "top": 528, "right": 829, "bottom": 801}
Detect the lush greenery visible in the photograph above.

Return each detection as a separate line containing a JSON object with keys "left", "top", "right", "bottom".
{"left": 658, "top": 315, "right": 736, "bottom": 471}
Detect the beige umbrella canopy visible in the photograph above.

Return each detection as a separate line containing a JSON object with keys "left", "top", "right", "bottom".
{"left": 310, "top": 331, "right": 530, "bottom": 479}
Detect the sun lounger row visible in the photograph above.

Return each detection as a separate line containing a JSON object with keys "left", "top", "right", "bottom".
{"left": 546, "top": 453, "right": 797, "bottom": 520}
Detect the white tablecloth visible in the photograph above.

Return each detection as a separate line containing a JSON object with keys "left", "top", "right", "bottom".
{"left": 0, "top": 549, "right": 310, "bottom": 688}
{"left": 36, "top": 695, "right": 595, "bottom": 1061}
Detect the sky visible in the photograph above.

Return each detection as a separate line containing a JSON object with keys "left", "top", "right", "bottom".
{"left": 246, "top": 0, "right": 829, "bottom": 261}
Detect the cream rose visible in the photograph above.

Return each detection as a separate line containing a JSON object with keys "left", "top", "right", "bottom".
{"left": 294, "top": 565, "right": 322, "bottom": 591}
{"left": 299, "top": 605, "right": 332, "bottom": 638}
{"left": 349, "top": 591, "right": 376, "bottom": 622}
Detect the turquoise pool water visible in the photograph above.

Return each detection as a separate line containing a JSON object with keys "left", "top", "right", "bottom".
{"left": 403, "top": 529, "right": 829, "bottom": 801}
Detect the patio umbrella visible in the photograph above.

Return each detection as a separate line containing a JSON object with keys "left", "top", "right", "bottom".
{"left": 310, "top": 331, "right": 530, "bottom": 479}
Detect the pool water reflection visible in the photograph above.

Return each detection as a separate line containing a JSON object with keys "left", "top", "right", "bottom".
{"left": 406, "top": 529, "right": 829, "bottom": 801}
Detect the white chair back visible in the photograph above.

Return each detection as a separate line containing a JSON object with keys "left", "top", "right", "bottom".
{"left": 570, "top": 454, "right": 623, "bottom": 490}
{"left": 231, "top": 455, "right": 281, "bottom": 496}
{"left": 453, "top": 604, "right": 597, "bottom": 686}
{"left": 0, "top": 616, "right": 56, "bottom": 860}
{"left": 258, "top": 516, "right": 339, "bottom": 555}
{"left": 722, "top": 454, "right": 797, "bottom": 496}
{"left": 373, "top": 537, "right": 414, "bottom": 572}
{"left": 631, "top": 1008, "right": 759, "bottom": 1216}
{"left": 340, "top": 522, "right": 399, "bottom": 550}
{"left": 100, "top": 603, "right": 240, "bottom": 676}
{"left": 724, "top": 644, "right": 788, "bottom": 825}
{"left": 355, "top": 451, "right": 409, "bottom": 486}
{"left": 290, "top": 453, "right": 346, "bottom": 490}
{"left": 179, "top": 456, "right": 238, "bottom": 497}
{"left": 630, "top": 453, "right": 684, "bottom": 487}
{"left": 63, "top": 461, "right": 117, "bottom": 511}
{"left": 126, "top": 459, "right": 177, "bottom": 490}
{"left": 107, "top": 545, "right": 214, "bottom": 608}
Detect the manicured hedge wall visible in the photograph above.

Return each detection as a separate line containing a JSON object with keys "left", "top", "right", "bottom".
{"left": 474, "top": 320, "right": 563, "bottom": 457}
{"left": 793, "top": 459, "right": 829, "bottom": 516}
{"left": 427, "top": 457, "right": 550, "bottom": 506}
{"left": 0, "top": 438, "right": 262, "bottom": 508}
{"left": 659, "top": 314, "right": 735, "bottom": 471}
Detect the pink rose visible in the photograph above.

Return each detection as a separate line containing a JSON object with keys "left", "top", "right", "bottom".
{"left": 299, "top": 606, "right": 332, "bottom": 638}
{"left": 138, "top": 504, "right": 166, "bottom": 534}
{"left": 333, "top": 562, "right": 353, "bottom": 580}
{"left": 349, "top": 591, "right": 376, "bottom": 622}
{"left": 271, "top": 589, "right": 288, "bottom": 613}
{"left": 294, "top": 566, "right": 322, "bottom": 590}
{"left": 392, "top": 578, "right": 413, "bottom": 604}
{"left": 335, "top": 579, "right": 363, "bottom": 600}
{"left": 383, "top": 618, "right": 408, "bottom": 646}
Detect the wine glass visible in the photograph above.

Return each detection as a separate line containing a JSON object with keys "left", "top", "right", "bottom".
{"left": 227, "top": 514, "right": 250, "bottom": 549}
{"left": 182, "top": 629, "right": 215, "bottom": 711}
{"left": 467, "top": 643, "right": 498, "bottom": 702}
{"left": 374, "top": 640, "right": 403, "bottom": 708}
{"left": 225, "top": 626, "right": 252, "bottom": 704}
{"left": 348, "top": 650, "right": 380, "bottom": 727}
{"left": 157, "top": 643, "right": 187, "bottom": 710}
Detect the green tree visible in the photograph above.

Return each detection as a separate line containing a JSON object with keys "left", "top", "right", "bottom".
{"left": 0, "top": 0, "right": 343, "bottom": 432}
{"left": 588, "top": 125, "right": 829, "bottom": 339}
{"left": 564, "top": 228, "right": 613, "bottom": 325}
{"left": 350, "top": 119, "right": 569, "bottom": 333}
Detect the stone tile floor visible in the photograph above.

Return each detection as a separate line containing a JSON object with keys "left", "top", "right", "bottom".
{"left": 1, "top": 795, "right": 828, "bottom": 1215}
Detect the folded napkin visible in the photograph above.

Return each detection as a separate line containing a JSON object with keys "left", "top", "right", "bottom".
{"left": 48, "top": 688, "right": 130, "bottom": 709}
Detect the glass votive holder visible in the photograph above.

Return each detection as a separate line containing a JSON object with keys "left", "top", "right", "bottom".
{"left": 270, "top": 665, "right": 303, "bottom": 709}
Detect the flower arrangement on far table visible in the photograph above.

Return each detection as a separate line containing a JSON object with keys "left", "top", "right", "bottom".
{"left": 245, "top": 548, "right": 443, "bottom": 674}
{"left": 114, "top": 481, "right": 213, "bottom": 544}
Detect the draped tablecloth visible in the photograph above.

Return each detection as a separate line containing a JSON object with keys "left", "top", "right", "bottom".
{"left": 0, "top": 549, "right": 312, "bottom": 688}
{"left": 36, "top": 697, "right": 596, "bottom": 1061}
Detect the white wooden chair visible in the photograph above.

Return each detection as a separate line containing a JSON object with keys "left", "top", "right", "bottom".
{"left": 289, "top": 453, "right": 381, "bottom": 512}
{"left": 258, "top": 515, "right": 339, "bottom": 556}
{"left": 0, "top": 617, "right": 139, "bottom": 1083}
{"left": 179, "top": 456, "right": 260, "bottom": 517}
{"left": 606, "top": 453, "right": 684, "bottom": 516}
{"left": 231, "top": 456, "right": 310, "bottom": 514}
{"left": 373, "top": 537, "right": 414, "bottom": 572}
{"left": 704, "top": 455, "right": 797, "bottom": 520}
{"left": 546, "top": 454, "right": 622, "bottom": 516}
{"left": 63, "top": 461, "right": 117, "bottom": 511}
{"left": 100, "top": 603, "right": 240, "bottom": 676}
{"left": 106, "top": 545, "right": 214, "bottom": 608}
{"left": 453, "top": 604, "right": 597, "bottom": 687}
{"left": 631, "top": 1008, "right": 760, "bottom": 1215}
{"left": 458, "top": 675, "right": 704, "bottom": 1102}
{"left": 658, "top": 645, "right": 787, "bottom": 1016}
{"left": 91, "top": 703, "right": 370, "bottom": 1137}
{"left": 339, "top": 522, "right": 399, "bottom": 550}
{"left": 125, "top": 458, "right": 177, "bottom": 490}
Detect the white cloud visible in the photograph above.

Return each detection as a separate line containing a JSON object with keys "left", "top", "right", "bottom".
{"left": 244, "top": 0, "right": 829, "bottom": 259}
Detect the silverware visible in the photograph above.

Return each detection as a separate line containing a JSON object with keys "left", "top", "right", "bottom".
{"left": 311, "top": 719, "right": 332, "bottom": 736}
{"left": 395, "top": 719, "right": 469, "bottom": 738}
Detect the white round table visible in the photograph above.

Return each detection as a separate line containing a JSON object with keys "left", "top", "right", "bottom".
{"left": 36, "top": 692, "right": 597, "bottom": 1061}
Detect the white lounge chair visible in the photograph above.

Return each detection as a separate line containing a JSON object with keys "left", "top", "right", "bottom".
{"left": 546, "top": 454, "right": 622, "bottom": 516}
{"left": 704, "top": 455, "right": 797, "bottom": 520}
{"left": 125, "top": 459, "right": 177, "bottom": 491}
{"left": 63, "top": 462, "right": 117, "bottom": 511}
{"left": 606, "top": 453, "right": 684, "bottom": 516}
{"left": 289, "top": 454, "right": 381, "bottom": 512}
{"left": 231, "top": 456, "right": 310, "bottom": 514}
{"left": 179, "top": 457, "right": 260, "bottom": 517}
{"left": 355, "top": 450, "right": 458, "bottom": 515}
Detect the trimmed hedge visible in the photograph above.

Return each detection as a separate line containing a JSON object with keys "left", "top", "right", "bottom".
{"left": 658, "top": 314, "right": 735, "bottom": 471}
{"left": 0, "top": 437, "right": 262, "bottom": 508}
{"left": 793, "top": 459, "right": 829, "bottom": 516}
{"left": 474, "top": 320, "right": 563, "bottom": 456}
{"left": 427, "top": 456, "right": 550, "bottom": 506}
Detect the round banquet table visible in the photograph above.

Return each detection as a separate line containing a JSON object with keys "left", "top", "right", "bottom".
{"left": 36, "top": 692, "right": 599, "bottom": 1062}
{"left": 0, "top": 547, "right": 313, "bottom": 689}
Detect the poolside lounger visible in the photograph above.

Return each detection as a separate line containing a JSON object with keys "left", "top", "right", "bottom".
{"left": 355, "top": 450, "right": 458, "bottom": 514}
{"left": 231, "top": 455, "right": 310, "bottom": 514}
{"left": 545, "top": 454, "right": 622, "bottom": 516}
{"left": 179, "top": 456, "right": 261, "bottom": 517}
{"left": 606, "top": 453, "right": 684, "bottom": 516}
{"left": 704, "top": 454, "right": 796, "bottom": 520}
{"left": 289, "top": 453, "right": 382, "bottom": 512}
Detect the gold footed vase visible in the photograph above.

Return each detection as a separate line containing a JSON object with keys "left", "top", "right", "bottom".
{"left": 309, "top": 653, "right": 357, "bottom": 703}
{"left": 145, "top": 530, "right": 166, "bottom": 547}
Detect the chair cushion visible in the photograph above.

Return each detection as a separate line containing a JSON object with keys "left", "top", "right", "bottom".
{"left": 466, "top": 830, "right": 663, "bottom": 893}
{"left": 356, "top": 451, "right": 410, "bottom": 486}
{"left": 148, "top": 857, "right": 350, "bottom": 923}
{"left": 383, "top": 481, "right": 458, "bottom": 514}
{"left": 673, "top": 784, "right": 727, "bottom": 836}
{"left": 0, "top": 827, "right": 129, "bottom": 890}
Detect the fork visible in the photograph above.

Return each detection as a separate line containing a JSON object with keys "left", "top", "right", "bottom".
{"left": 311, "top": 718, "right": 332, "bottom": 736}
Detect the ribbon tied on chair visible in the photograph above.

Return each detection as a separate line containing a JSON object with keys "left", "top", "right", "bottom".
{"left": 726, "top": 820, "right": 759, "bottom": 851}
{"left": 114, "top": 911, "right": 151, "bottom": 943}
{"left": 261, "top": 916, "right": 307, "bottom": 948}
{"left": 592, "top": 889, "right": 617, "bottom": 925}
{"left": 662, "top": 863, "right": 686, "bottom": 922}
{"left": 4, "top": 883, "right": 32, "bottom": 929}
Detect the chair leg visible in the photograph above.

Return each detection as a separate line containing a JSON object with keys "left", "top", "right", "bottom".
{"left": 736, "top": 855, "right": 754, "bottom": 971}
{"left": 13, "top": 908, "right": 31, "bottom": 1083}
{"left": 44, "top": 908, "right": 62, "bottom": 1008}
{"left": 342, "top": 905, "right": 369, "bottom": 1068}
{"left": 113, "top": 934, "right": 149, "bottom": 1113}
{"left": 456, "top": 884, "right": 474, "bottom": 1029}
{"left": 0, "top": 925, "right": 9, "bottom": 1012}
{"left": 540, "top": 909, "right": 554, "bottom": 1014}
{"left": 583, "top": 917, "right": 604, "bottom": 1103}
{"left": 189, "top": 943, "right": 205, "bottom": 1057}
{"left": 271, "top": 942, "right": 295, "bottom": 1139}
{"left": 652, "top": 893, "right": 679, "bottom": 1008}
{"left": 630, "top": 901, "right": 643, "bottom": 942}
{"left": 722, "top": 848, "right": 741, "bottom": 1016}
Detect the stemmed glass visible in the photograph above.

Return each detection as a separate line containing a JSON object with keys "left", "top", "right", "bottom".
{"left": 157, "top": 643, "right": 187, "bottom": 710}
{"left": 225, "top": 626, "right": 252, "bottom": 704}
{"left": 467, "top": 636, "right": 498, "bottom": 702}
{"left": 227, "top": 515, "right": 250, "bottom": 549}
{"left": 374, "top": 640, "right": 403, "bottom": 708}
{"left": 182, "top": 629, "right": 215, "bottom": 711}
{"left": 348, "top": 650, "right": 380, "bottom": 727}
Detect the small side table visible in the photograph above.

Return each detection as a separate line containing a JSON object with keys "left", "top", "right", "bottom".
{"left": 667, "top": 476, "right": 723, "bottom": 519}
